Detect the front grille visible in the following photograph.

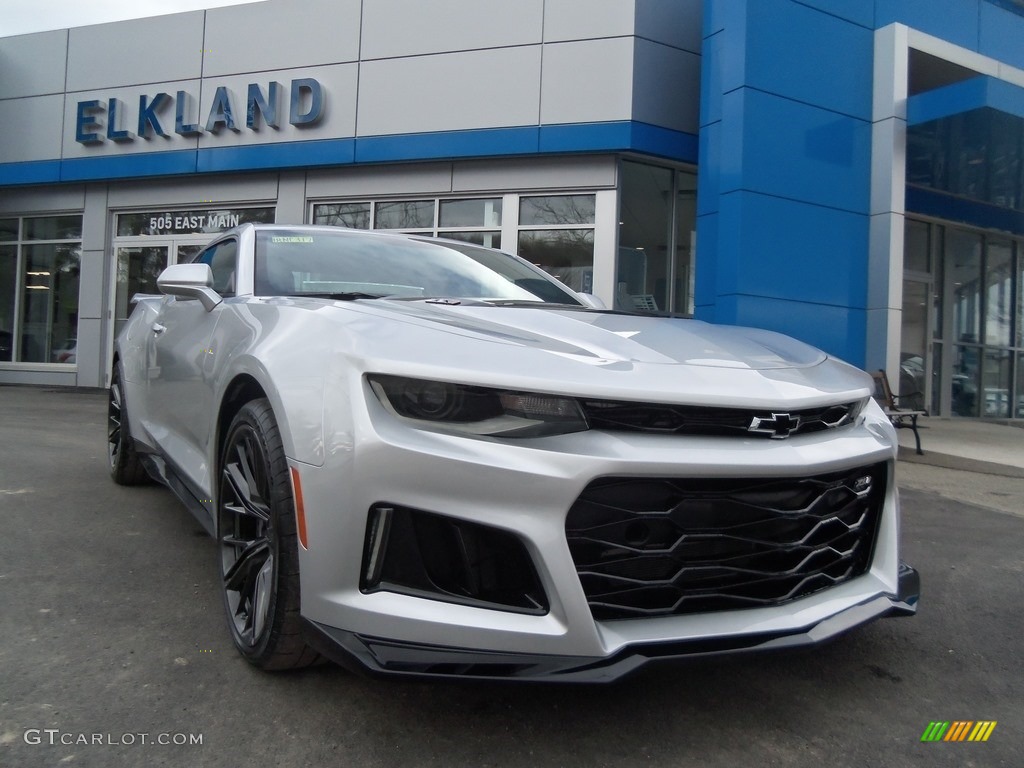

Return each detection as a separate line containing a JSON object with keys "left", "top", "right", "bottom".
{"left": 565, "top": 463, "right": 886, "bottom": 620}
{"left": 580, "top": 399, "right": 862, "bottom": 438}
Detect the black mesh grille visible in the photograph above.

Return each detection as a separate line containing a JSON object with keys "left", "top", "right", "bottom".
{"left": 580, "top": 399, "right": 861, "bottom": 438}
{"left": 565, "top": 463, "right": 886, "bottom": 620}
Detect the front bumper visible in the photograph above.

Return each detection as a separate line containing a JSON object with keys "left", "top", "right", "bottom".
{"left": 292, "top": 390, "right": 917, "bottom": 681}
{"left": 304, "top": 563, "right": 919, "bottom": 682}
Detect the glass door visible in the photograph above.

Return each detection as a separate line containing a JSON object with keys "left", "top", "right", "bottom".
{"left": 113, "top": 242, "right": 171, "bottom": 342}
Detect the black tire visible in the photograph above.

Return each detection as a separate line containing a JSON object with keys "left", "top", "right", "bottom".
{"left": 218, "top": 398, "right": 320, "bottom": 670}
{"left": 108, "top": 365, "right": 149, "bottom": 485}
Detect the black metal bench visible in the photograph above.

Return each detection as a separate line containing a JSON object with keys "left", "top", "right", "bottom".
{"left": 871, "top": 369, "right": 926, "bottom": 455}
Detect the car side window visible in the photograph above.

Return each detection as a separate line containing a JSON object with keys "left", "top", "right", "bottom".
{"left": 199, "top": 239, "right": 238, "bottom": 297}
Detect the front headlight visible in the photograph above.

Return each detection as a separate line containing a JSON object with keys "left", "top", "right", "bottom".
{"left": 368, "top": 375, "right": 588, "bottom": 437}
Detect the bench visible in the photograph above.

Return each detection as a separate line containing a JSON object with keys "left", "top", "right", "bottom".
{"left": 871, "top": 369, "right": 927, "bottom": 455}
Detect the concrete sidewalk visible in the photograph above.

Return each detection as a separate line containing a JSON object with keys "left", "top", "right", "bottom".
{"left": 897, "top": 416, "right": 1024, "bottom": 478}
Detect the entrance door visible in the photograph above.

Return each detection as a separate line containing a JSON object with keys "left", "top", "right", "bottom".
{"left": 114, "top": 242, "right": 171, "bottom": 343}
{"left": 900, "top": 278, "right": 931, "bottom": 411}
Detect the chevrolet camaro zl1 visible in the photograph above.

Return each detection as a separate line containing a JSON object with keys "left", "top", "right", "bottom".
{"left": 108, "top": 223, "right": 918, "bottom": 681}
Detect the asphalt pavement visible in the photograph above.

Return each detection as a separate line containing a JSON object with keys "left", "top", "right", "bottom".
{"left": 1, "top": 386, "right": 1021, "bottom": 768}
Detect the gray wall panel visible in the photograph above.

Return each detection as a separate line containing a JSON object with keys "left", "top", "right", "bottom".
{"left": 358, "top": 48, "right": 541, "bottom": 136}
{"left": 452, "top": 156, "right": 616, "bottom": 191}
{"left": 66, "top": 13, "right": 204, "bottom": 91}
{"left": 82, "top": 184, "right": 110, "bottom": 254}
{"left": 0, "top": 185, "right": 85, "bottom": 214}
{"left": 632, "top": 40, "right": 701, "bottom": 133}
{"left": 106, "top": 174, "right": 280, "bottom": 207}
{"left": 540, "top": 39, "right": 634, "bottom": 124}
{"left": 195, "top": 64, "right": 358, "bottom": 148}
{"left": 203, "top": 0, "right": 362, "bottom": 76}
{"left": 0, "top": 30, "right": 68, "bottom": 99}
{"left": 0, "top": 96, "right": 66, "bottom": 163}
{"left": 78, "top": 250, "right": 105, "bottom": 320}
{"left": 306, "top": 163, "right": 454, "bottom": 198}
{"left": 276, "top": 172, "right": 307, "bottom": 224}
{"left": 635, "top": 0, "right": 703, "bottom": 54}
{"left": 543, "top": 0, "right": 635, "bottom": 42}
{"left": 60, "top": 80, "right": 202, "bottom": 159}
{"left": 0, "top": 369, "right": 78, "bottom": 386}
{"left": 75, "top": 317, "right": 104, "bottom": 387}
{"left": 361, "top": 0, "right": 543, "bottom": 59}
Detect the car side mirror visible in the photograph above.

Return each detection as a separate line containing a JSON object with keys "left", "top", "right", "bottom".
{"left": 156, "top": 263, "right": 222, "bottom": 312}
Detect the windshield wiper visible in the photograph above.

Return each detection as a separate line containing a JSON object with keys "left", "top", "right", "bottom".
{"left": 290, "top": 292, "right": 387, "bottom": 301}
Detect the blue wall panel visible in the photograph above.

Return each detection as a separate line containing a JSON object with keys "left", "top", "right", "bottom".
{"left": 720, "top": 88, "right": 872, "bottom": 213}
{"left": 741, "top": 0, "right": 874, "bottom": 120}
{"left": 875, "top": 0, "right": 980, "bottom": 50}
{"left": 789, "top": 0, "right": 874, "bottom": 28}
{"left": 715, "top": 191, "right": 869, "bottom": 308}
{"left": 696, "top": 0, "right": 876, "bottom": 367}
{"left": 979, "top": 2, "right": 1024, "bottom": 70}
{"left": 0, "top": 160, "right": 62, "bottom": 186}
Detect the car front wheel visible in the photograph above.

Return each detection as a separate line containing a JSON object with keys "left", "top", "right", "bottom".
{"left": 108, "top": 365, "right": 149, "bottom": 485}
{"left": 218, "top": 398, "right": 319, "bottom": 670}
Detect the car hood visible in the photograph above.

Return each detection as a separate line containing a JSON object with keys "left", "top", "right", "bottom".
{"left": 330, "top": 300, "right": 825, "bottom": 371}
{"left": 259, "top": 297, "right": 872, "bottom": 408}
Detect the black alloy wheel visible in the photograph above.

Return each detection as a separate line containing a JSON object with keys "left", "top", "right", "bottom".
{"left": 108, "top": 365, "right": 149, "bottom": 485}
{"left": 218, "top": 398, "right": 319, "bottom": 670}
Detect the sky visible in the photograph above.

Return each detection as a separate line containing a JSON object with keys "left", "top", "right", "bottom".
{"left": 0, "top": 0, "right": 258, "bottom": 37}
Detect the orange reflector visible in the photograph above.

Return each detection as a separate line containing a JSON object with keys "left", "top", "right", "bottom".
{"left": 290, "top": 466, "right": 309, "bottom": 550}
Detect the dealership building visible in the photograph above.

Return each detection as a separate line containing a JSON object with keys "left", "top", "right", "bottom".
{"left": 1, "top": 0, "right": 1023, "bottom": 418}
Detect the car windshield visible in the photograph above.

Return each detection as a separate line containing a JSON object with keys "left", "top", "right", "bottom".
{"left": 253, "top": 229, "right": 584, "bottom": 305}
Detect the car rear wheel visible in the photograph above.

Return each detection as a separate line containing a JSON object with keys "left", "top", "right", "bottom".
{"left": 108, "top": 365, "right": 149, "bottom": 485}
{"left": 218, "top": 398, "right": 319, "bottom": 670}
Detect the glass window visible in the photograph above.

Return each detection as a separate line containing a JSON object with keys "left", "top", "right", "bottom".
{"left": 312, "top": 202, "right": 370, "bottom": 230}
{"left": 25, "top": 215, "right": 82, "bottom": 241}
{"left": 0, "top": 244, "right": 15, "bottom": 361}
{"left": 115, "top": 207, "right": 274, "bottom": 237}
{"left": 617, "top": 163, "right": 672, "bottom": 313}
{"left": 374, "top": 200, "right": 435, "bottom": 230}
{"left": 674, "top": 173, "right": 698, "bottom": 316}
{"left": 20, "top": 244, "right": 80, "bottom": 363}
{"left": 931, "top": 225, "right": 944, "bottom": 339}
{"left": 982, "top": 349, "right": 1012, "bottom": 418}
{"left": 905, "top": 219, "right": 930, "bottom": 273}
{"left": 985, "top": 239, "right": 1013, "bottom": 346}
{"left": 114, "top": 246, "right": 168, "bottom": 338}
{"left": 519, "top": 195, "right": 595, "bottom": 226}
{"left": 1016, "top": 353, "right": 1024, "bottom": 419}
{"left": 1018, "top": 242, "right": 1024, "bottom": 348}
{"left": 900, "top": 280, "right": 929, "bottom": 411}
{"left": 517, "top": 230, "right": 594, "bottom": 294}
{"left": 952, "top": 345, "right": 981, "bottom": 417}
{"left": 439, "top": 198, "right": 502, "bottom": 228}
{"left": 950, "top": 229, "right": 982, "bottom": 345}
{"left": 0, "top": 218, "right": 17, "bottom": 241}
{"left": 438, "top": 231, "right": 501, "bottom": 249}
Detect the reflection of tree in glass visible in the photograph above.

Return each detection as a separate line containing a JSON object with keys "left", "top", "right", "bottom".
{"left": 517, "top": 230, "right": 594, "bottom": 293}
{"left": 375, "top": 201, "right": 434, "bottom": 230}
{"left": 314, "top": 204, "right": 371, "bottom": 230}
{"left": 520, "top": 195, "right": 595, "bottom": 226}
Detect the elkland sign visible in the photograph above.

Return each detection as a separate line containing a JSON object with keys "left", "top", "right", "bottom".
{"left": 75, "top": 79, "right": 324, "bottom": 144}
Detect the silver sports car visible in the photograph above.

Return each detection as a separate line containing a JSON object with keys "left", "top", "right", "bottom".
{"left": 109, "top": 223, "right": 918, "bottom": 681}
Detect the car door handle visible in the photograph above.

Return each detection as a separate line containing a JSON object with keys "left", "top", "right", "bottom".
{"left": 152, "top": 323, "right": 167, "bottom": 335}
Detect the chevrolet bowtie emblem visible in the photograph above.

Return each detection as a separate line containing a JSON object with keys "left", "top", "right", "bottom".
{"left": 748, "top": 412, "right": 801, "bottom": 438}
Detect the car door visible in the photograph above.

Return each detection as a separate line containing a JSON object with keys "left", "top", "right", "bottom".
{"left": 146, "top": 238, "right": 238, "bottom": 493}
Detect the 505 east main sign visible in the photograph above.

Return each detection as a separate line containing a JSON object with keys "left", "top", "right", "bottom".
{"left": 75, "top": 78, "right": 324, "bottom": 144}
